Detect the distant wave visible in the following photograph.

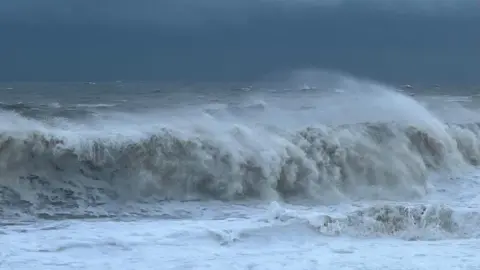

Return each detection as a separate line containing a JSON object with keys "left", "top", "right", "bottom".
{"left": 75, "top": 103, "right": 117, "bottom": 108}
{"left": 0, "top": 102, "right": 117, "bottom": 120}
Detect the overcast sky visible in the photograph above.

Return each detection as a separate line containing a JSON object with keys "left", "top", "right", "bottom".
{"left": 1, "top": 0, "right": 479, "bottom": 84}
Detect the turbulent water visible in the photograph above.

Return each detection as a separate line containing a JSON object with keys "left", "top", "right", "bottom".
{"left": 2, "top": 74, "right": 480, "bottom": 269}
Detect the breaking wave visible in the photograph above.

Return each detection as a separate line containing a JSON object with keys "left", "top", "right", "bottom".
{"left": 1, "top": 76, "right": 480, "bottom": 219}
{"left": 209, "top": 202, "right": 480, "bottom": 243}
{"left": 308, "top": 203, "right": 480, "bottom": 240}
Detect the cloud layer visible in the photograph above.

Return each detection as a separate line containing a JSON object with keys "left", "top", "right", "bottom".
{"left": 1, "top": 0, "right": 479, "bottom": 83}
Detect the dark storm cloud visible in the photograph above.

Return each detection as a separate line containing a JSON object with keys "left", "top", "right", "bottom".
{"left": 1, "top": 0, "right": 478, "bottom": 25}
{"left": 0, "top": 0, "right": 479, "bottom": 83}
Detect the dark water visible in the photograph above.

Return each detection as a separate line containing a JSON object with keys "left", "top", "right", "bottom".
{"left": 1, "top": 0, "right": 479, "bottom": 84}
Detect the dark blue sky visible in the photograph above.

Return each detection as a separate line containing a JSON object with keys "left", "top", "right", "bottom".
{"left": 1, "top": 0, "right": 479, "bottom": 84}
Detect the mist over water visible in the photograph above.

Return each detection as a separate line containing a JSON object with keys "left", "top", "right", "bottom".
{"left": 1, "top": 0, "right": 479, "bottom": 84}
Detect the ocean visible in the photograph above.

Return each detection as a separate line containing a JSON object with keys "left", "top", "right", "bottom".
{"left": 1, "top": 74, "right": 480, "bottom": 269}
{"left": 2, "top": 0, "right": 480, "bottom": 269}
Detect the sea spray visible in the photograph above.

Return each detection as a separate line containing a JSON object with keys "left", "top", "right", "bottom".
{"left": 0, "top": 75, "right": 479, "bottom": 219}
